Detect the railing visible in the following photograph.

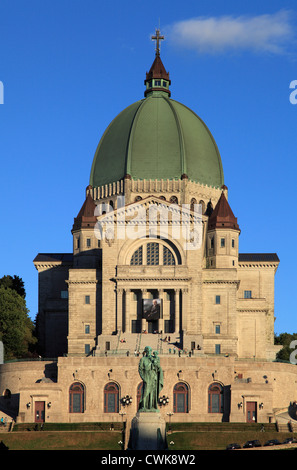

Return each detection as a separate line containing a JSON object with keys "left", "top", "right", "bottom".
{"left": 115, "top": 329, "right": 122, "bottom": 353}
{"left": 4, "top": 357, "right": 58, "bottom": 363}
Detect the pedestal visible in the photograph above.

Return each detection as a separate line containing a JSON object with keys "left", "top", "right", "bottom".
{"left": 128, "top": 412, "right": 167, "bottom": 450}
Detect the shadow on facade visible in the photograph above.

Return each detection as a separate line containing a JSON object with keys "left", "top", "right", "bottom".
{"left": 222, "top": 385, "right": 231, "bottom": 422}
{"left": 288, "top": 402, "right": 297, "bottom": 420}
{"left": 35, "top": 362, "right": 58, "bottom": 383}
{"left": 0, "top": 393, "right": 19, "bottom": 421}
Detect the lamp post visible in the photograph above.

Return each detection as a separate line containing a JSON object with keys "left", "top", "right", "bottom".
{"left": 167, "top": 411, "right": 174, "bottom": 432}
{"left": 121, "top": 395, "right": 132, "bottom": 407}
{"left": 119, "top": 410, "right": 126, "bottom": 426}
{"left": 159, "top": 395, "right": 169, "bottom": 407}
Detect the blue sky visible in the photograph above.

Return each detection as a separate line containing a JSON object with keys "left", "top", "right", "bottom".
{"left": 0, "top": 0, "right": 297, "bottom": 335}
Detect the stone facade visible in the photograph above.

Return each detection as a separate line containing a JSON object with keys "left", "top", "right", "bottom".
{"left": 10, "top": 177, "right": 284, "bottom": 426}
{"left": 0, "top": 46, "right": 290, "bottom": 428}
{"left": 33, "top": 182, "right": 280, "bottom": 362}
{"left": 1, "top": 356, "right": 297, "bottom": 425}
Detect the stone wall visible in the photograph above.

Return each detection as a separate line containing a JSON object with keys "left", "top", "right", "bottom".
{"left": 1, "top": 356, "right": 296, "bottom": 425}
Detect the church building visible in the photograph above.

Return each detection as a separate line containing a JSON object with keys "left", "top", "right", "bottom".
{"left": 1, "top": 31, "right": 296, "bottom": 428}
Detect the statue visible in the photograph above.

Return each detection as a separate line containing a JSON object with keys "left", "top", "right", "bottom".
{"left": 138, "top": 346, "right": 163, "bottom": 412}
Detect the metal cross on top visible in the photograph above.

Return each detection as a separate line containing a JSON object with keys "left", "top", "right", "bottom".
{"left": 152, "top": 28, "right": 164, "bottom": 56}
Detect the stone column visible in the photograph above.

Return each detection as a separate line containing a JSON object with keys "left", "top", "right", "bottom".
{"left": 174, "top": 289, "right": 180, "bottom": 333}
{"left": 116, "top": 288, "right": 123, "bottom": 333}
{"left": 158, "top": 289, "right": 165, "bottom": 334}
{"left": 181, "top": 288, "right": 189, "bottom": 333}
{"left": 125, "top": 289, "right": 131, "bottom": 333}
{"left": 141, "top": 289, "right": 147, "bottom": 332}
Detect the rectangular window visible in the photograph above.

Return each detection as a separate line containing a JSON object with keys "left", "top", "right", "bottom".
{"left": 107, "top": 393, "right": 116, "bottom": 413}
{"left": 220, "top": 238, "right": 225, "bottom": 248}
{"left": 61, "top": 290, "right": 68, "bottom": 299}
{"left": 176, "top": 393, "right": 187, "bottom": 413}
{"left": 73, "top": 394, "right": 82, "bottom": 413}
{"left": 85, "top": 324, "right": 90, "bottom": 334}
{"left": 232, "top": 239, "right": 235, "bottom": 248}
{"left": 85, "top": 344, "right": 90, "bottom": 355}
{"left": 215, "top": 344, "right": 221, "bottom": 354}
{"left": 76, "top": 238, "right": 80, "bottom": 249}
{"left": 211, "top": 394, "right": 220, "bottom": 413}
{"left": 244, "top": 290, "right": 252, "bottom": 299}
{"left": 211, "top": 237, "right": 214, "bottom": 248}
{"left": 215, "top": 295, "right": 221, "bottom": 305}
{"left": 85, "top": 295, "right": 90, "bottom": 304}
{"left": 164, "top": 319, "right": 173, "bottom": 334}
{"left": 86, "top": 238, "right": 91, "bottom": 247}
{"left": 132, "top": 320, "right": 140, "bottom": 333}
{"left": 215, "top": 325, "right": 220, "bottom": 334}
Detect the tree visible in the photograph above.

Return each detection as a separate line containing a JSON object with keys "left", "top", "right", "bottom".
{"left": 0, "top": 274, "right": 26, "bottom": 298}
{"left": 0, "top": 285, "right": 37, "bottom": 360}
{"left": 275, "top": 333, "right": 297, "bottom": 363}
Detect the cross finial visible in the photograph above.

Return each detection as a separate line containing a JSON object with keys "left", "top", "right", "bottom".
{"left": 151, "top": 28, "right": 164, "bottom": 56}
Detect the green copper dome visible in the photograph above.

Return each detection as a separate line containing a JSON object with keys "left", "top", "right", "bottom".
{"left": 90, "top": 55, "right": 224, "bottom": 189}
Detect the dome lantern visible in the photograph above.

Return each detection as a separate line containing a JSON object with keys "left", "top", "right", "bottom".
{"left": 144, "top": 29, "right": 171, "bottom": 98}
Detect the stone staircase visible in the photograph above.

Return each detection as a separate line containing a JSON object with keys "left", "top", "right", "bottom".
{"left": 275, "top": 410, "right": 297, "bottom": 432}
{"left": 94, "top": 330, "right": 188, "bottom": 357}
{"left": 116, "top": 332, "right": 182, "bottom": 356}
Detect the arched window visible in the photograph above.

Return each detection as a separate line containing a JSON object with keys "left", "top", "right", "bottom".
{"left": 199, "top": 200, "right": 206, "bottom": 214}
{"left": 190, "top": 198, "right": 197, "bottom": 212}
{"left": 170, "top": 196, "right": 178, "bottom": 204}
{"left": 104, "top": 382, "right": 119, "bottom": 413}
{"left": 130, "top": 246, "right": 143, "bottom": 265}
{"left": 147, "top": 242, "right": 159, "bottom": 265}
{"left": 173, "top": 382, "right": 189, "bottom": 413}
{"left": 130, "top": 242, "right": 178, "bottom": 266}
{"left": 69, "top": 382, "right": 84, "bottom": 413}
{"left": 3, "top": 389, "right": 11, "bottom": 399}
{"left": 163, "top": 246, "right": 175, "bottom": 265}
{"left": 208, "top": 382, "right": 224, "bottom": 413}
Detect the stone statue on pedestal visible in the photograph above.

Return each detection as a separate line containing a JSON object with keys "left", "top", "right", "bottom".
{"left": 129, "top": 345, "right": 167, "bottom": 450}
{"left": 138, "top": 346, "right": 163, "bottom": 412}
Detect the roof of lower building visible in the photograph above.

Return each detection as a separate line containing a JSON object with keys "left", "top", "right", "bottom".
{"left": 33, "top": 253, "right": 73, "bottom": 263}
{"left": 238, "top": 253, "right": 280, "bottom": 262}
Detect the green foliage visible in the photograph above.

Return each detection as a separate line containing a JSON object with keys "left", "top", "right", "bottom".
{"left": 0, "top": 279, "right": 37, "bottom": 360}
{"left": 0, "top": 275, "right": 26, "bottom": 298}
{"left": 275, "top": 333, "right": 297, "bottom": 362}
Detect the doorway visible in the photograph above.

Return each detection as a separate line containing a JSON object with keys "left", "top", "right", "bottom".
{"left": 246, "top": 401, "right": 257, "bottom": 423}
{"left": 35, "top": 401, "right": 45, "bottom": 423}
